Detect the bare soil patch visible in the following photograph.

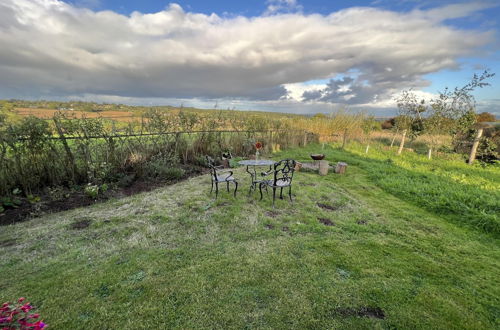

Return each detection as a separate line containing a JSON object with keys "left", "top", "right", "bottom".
{"left": 0, "top": 166, "right": 205, "bottom": 226}
{"left": 318, "top": 217, "right": 335, "bottom": 226}
{"left": 70, "top": 218, "right": 92, "bottom": 230}
{"left": 357, "top": 220, "right": 368, "bottom": 225}
{"left": 317, "top": 203, "right": 338, "bottom": 211}
{"left": 265, "top": 210, "right": 280, "bottom": 218}
{"left": 0, "top": 238, "right": 17, "bottom": 247}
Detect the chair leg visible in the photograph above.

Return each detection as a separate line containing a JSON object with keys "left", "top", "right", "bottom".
{"left": 234, "top": 181, "right": 238, "bottom": 197}
{"left": 280, "top": 187, "right": 283, "bottom": 199}
{"left": 272, "top": 187, "right": 277, "bottom": 208}
{"left": 289, "top": 186, "right": 293, "bottom": 202}
{"left": 248, "top": 183, "right": 253, "bottom": 196}
{"left": 226, "top": 181, "right": 230, "bottom": 192}
{"left": 259, "top": 183, "right": 264, "bottom": 201}
{"left": 215, "top": 182, "right": 219, "bottom": 199}
{"left": 210, "top": 180, "right": 213, "bottom": 194}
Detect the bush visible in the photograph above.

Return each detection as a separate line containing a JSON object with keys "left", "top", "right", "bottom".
{"left": 0, "top": 297, "right": 46, "bottom": 329}
{"left": 146, "top": 160, "right": 185, "bottom": 180}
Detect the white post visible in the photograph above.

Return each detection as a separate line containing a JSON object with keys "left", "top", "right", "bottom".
{"left": 468, "top": 128, "right": 483, "bottom": 165}
{"left": 397, "top": 130, "right": 407, "bottom": 155}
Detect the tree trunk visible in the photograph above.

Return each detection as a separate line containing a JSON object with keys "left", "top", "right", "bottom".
{"left": 335, "top": 162, "right": 348, "bottom": 174}
{"left": 427, "top": 148, "right": 432, "bottom": 160}
{"left": 303, "top": 131, "right": 308, "bottom": 146}
{"left": 468, "top": 128, "right": 483, "bottom": 165}
{"left": 365, "top": 144, "right": 370, "bottom": 154}
{"left": 397, "top": 130, "right": 407, "bottom": 155}
{"left": 318, "top": 160, "right": 329, "bottom": 176}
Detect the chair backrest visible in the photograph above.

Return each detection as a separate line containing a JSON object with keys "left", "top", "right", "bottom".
{"left": 272, "top": 159, "right": 296, "bottom": 186}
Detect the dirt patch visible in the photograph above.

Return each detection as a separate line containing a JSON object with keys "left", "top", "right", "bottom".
{"left": 318, "top": 218, "right": 335, "bottom": 226}
{"left": 0, "top": 166, "right": 206, "bottom": 226}
{"left": 265, "top": 210, "right": 280, "bottom": 218}
{"left": 317, "top": 203, "right": 338, "bottom": 211}
{"left": 333, "top": 307, "right": 385, "bottom": 319}
{"left": 265, "top": 224, "right": 274, "bottom": 230}
{"left": 0, "top": 238, "right": 17, "bottom": 247}
{"left": 70, "top": 218, "right": 92, "bottom": 230}
{"left": 121, "top": 180, "right": 164, "bottom": 197}
{"left": 357, "top": 220, "right": 368, "bottom": 225}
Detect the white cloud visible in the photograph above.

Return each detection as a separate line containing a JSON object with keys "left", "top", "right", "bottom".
{"left": 0, "top": 0, "right": 495, "bottom": 115}
{"left": 264, "top": 0, "right": 302, "bottom": 15}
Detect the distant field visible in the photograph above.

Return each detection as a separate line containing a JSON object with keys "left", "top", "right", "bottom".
{"left": 14, "top": 107, "right": 138, "bottom": 122}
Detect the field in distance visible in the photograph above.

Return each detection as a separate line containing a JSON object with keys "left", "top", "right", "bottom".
{"left": 14, "top": 107, "right": 138, "bottom": 122}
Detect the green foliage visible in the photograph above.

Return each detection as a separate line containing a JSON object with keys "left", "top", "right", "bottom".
{"left": 146, "top": 160, "right": 185, "bottom": 181}
{"left": 84, "top": 184, "right": 99, "bottom": 199}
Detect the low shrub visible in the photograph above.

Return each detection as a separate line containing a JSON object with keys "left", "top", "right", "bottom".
{"left": 0, "top": 297, "right": 46, "bottom": 329}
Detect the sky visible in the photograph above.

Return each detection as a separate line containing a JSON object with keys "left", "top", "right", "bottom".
{"left": 0, "top": 0, "right": 499, "bottom": 116}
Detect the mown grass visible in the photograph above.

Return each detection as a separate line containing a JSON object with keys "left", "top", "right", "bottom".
{"left": 1, "top": 144, "right": 499, "bottom": 329}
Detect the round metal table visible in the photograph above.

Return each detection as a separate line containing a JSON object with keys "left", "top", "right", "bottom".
{"left": 238, "top": 159, "right": 275, "bottom": 194}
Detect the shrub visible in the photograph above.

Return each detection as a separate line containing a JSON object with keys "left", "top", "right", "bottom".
{"left": 146, "top": 158, "right": 185, "bottom": 180}
{"left": 84, "top": 184, "right": 99, "bottom": 199}
{"left": 0, "top": 297, "right": 46, "bottom": 329}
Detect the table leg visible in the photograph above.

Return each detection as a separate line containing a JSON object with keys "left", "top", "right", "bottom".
{"left": 246, "top": 165, "right": 256, "bottom": 194}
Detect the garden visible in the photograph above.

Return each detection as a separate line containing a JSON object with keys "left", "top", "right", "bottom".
{"left": 1, "top": 141, "right": 499, "bottom": 329}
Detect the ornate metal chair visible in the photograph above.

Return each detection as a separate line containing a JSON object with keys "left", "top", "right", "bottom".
{"left": 259, "top": 159, "right": 296, "bottom": 207}
{"left": 206, "top": 156, "right": 238, "bottom": 199}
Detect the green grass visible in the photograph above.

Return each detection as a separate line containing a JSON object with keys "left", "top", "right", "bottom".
{"left": 1, "top": 144, "right": 499, "bottom": 329}
{"left": 277, "top": 143, "right": 500, "bottom": 235}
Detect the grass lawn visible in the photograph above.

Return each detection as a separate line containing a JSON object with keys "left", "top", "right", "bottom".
{"left": 1, "top": 144, "right": 499, "bottom": 329}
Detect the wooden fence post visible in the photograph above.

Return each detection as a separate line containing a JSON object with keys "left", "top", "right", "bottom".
{"left": 468, "top": 128, "right": 483, "bottom": 165}
{"left": 341, "top": 129, "right": 348, "bottom": 149}
{"left": 303, "top": 131, "right": 308, "bottom": 147}
{"left": 397, "top": 129, "right": 407, "bottom": 155}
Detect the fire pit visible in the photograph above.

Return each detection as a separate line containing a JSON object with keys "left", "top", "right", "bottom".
{"left": 310, "top": 154, "right": 325, "bottom": 161}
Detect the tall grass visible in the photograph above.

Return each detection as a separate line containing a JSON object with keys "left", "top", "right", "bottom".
{"left": 0, "top": 112, "right": 316, "bottom": 196}
{"left": 274, "top": 142, "right": 499, "bottom": 235}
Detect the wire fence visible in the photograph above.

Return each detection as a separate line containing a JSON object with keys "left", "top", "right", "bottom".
{"left": 0, "top": 127, "right": 317, "bottom": 196}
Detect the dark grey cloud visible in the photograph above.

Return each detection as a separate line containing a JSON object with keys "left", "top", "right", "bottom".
{"left": 0, "top": 0, "right": 495, "bottom": 112}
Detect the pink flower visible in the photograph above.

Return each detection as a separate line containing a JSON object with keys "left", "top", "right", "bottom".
{"left": 34, "top": 320, "right": 46, "bottom": 329}
{"left": 18, "top": 298, "right": 25, "bottom": 303}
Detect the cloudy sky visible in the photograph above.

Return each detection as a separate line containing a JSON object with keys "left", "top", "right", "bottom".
{"left": 0, "top": 0, "right": 499, "bottom": 116}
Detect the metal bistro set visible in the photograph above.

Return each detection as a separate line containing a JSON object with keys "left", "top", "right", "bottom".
{"left": 206, "top": 156, "right": 296, "bottom": 207}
